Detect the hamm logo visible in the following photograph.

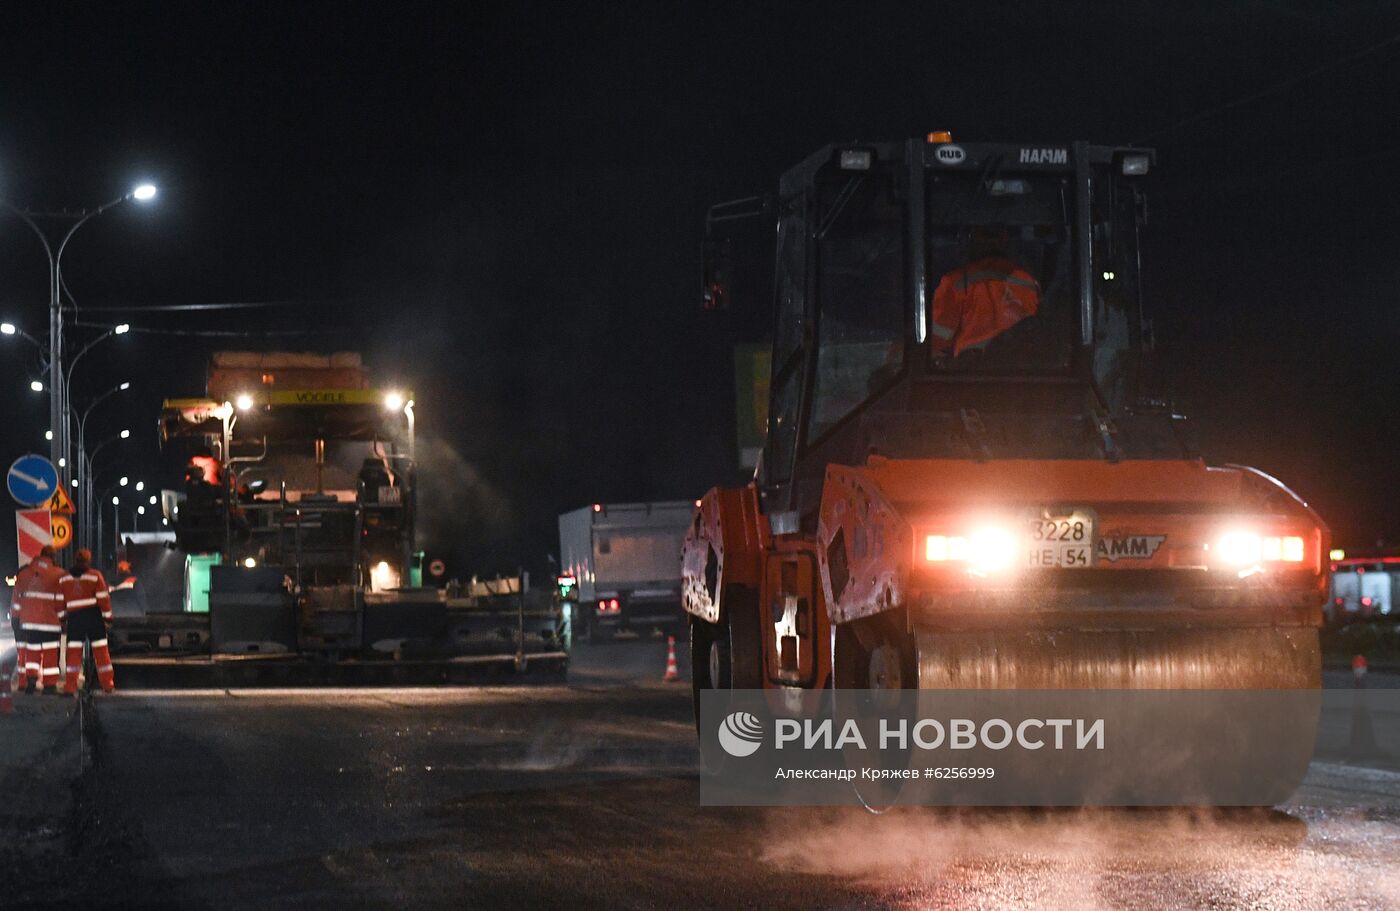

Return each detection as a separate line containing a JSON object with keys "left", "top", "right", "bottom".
{"left": 718, "top": 712, "right": 764, "bottom": 757}
{"left": 1096, "top": 535, "right": 1166, "bottom": 562}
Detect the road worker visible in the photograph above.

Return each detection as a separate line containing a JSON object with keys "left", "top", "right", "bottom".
{"left": 13, "top": 545, "right": 67, "bottom": 694}
{"left": 112, "top": 560, "right": 138, "bottom": 592}
{"left": 930, "top": 225, "right": 1041, "bottom": 357}
{"left": 60, "top": 548, "right": 115, "bottom": 694}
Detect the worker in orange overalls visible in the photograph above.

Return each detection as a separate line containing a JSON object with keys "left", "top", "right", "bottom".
{"left": 112, "top": 560, "right": 138, "bottom": 592}
{"left": 13, "top": 546, "right": 68, "bottom": 694}
{"left": 9, "top": 567, "right": 27, "bottom": 692}
{"left": 930, "top": 225, "right": 1041, "bottom": 357}
{"left": 60, "top": 548, "right": 115, "bottom": 694}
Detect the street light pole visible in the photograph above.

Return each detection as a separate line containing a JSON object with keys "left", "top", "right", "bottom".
{"left": 0, "top": 185, "right": 156, "bottom": 491}
{"left": 85, "top": 430, "right": 130, "bottom": 552}
{"left": 64, "top": 324, "right": 130, "bottom": 496}
{"left": 75, "top": 387, "right": 130, "bottom": 550}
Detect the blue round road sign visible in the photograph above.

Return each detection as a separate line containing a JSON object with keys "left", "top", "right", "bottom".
{"left": 8, "top": 454, "right": 60, "bottom": 507}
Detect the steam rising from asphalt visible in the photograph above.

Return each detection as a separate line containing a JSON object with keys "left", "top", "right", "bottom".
{"left": 758, "top": 805, "right": 1400, "bottom": 908}
{"left": 412, "top": 434, "right": 516, "bottom": 565}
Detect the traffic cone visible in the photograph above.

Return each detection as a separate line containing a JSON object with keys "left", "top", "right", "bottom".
{"left": 1347, "top": 655, "right": 1383, "bottom": 760}
{"left": 663, "top": 635, "right": 681, "bottom": 683}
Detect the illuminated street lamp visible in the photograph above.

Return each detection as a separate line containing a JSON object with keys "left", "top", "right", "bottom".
{"left": 83, "top": 429, "right": 131, "bottom": 551}
{"left": 75, "top": 381, "right": 132, "bottom": 550}
{"left": 29, "top": 380, "right": 43, "bottom": 392}
{"left": 0, "top": 183, "right": 158, "bottom": 495}
{"left": 63, "top": 321, "right": 134, "bottom": 493}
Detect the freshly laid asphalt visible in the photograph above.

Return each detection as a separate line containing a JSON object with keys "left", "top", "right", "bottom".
{"left": 3, "top": 637, "right": 1399, "bottom": 909}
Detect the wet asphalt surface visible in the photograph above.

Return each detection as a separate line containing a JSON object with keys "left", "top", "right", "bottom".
{"left": 38, "top": 637, "right": 1400, "bottom": 910}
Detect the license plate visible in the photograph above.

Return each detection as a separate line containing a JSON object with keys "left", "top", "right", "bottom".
{"left": 1026, "top": 511, "right": 1095, "bottom": 568}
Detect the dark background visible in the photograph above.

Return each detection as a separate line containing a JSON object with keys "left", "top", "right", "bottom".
{"left": 2, "top": 1, "right": 1398, "bottom": 576}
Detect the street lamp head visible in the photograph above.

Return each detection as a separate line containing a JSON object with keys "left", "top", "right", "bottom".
{"left": 30, "top": 380, "right": 44, "bottom": 392}
{"left": 383, "top": 391, "right": 404, "bottom": 412}
{"left": 111, "top": 496, "right": 119, "bottom": 506}
{"left": 137, "top": 506, "right": 145, "bottom": 516}
{"left": 235, "top": 393, "right": 254, "bottom": 412}
{"left": 119, "top": 476, "right": 129, "bottom": 486}
{"left": 135, "top": 481, "right": 145, "bottom": 492}
{"left": 114, "top": 323, "right": 131, "bottom": 335}
{"left": 119, "top": 381, "right": 131, "bottom": 390}
{"left": 132, "top": 184, "right": 157, "bottom": 202}
{"left": 149, "top": 495, "right": 157, "bottom": 505}
{"left": 44, "top": 430, "right": 53, "bottom": 441}
{"left": 119, "top": 429, "right": 131, "bottom": 439}
{"left": 1, "top": 322, "right": 15, "bottom": 335}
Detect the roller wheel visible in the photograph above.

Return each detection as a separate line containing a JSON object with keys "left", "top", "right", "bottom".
{"left": 833, "top": 612, "right": 918, "bottom": 812}
{"left": 691, "top": 588, "right": 762, "bottom": 774}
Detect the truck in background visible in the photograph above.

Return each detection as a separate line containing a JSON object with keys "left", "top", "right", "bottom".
{"left": 559, "top": 501, "right": 694, "bottom": 641}
{"left": 1328, "top": 554, "right": 1396, "bottom": 622}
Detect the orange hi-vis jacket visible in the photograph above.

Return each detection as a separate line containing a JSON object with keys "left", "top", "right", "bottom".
{"left": 60, "top": 567, "right": 112, "bottom": 623}
{"left": 14, "top": 556, "right": 68, "bottom": 636}
{"left": 930, "top": 256, "right": 1041, "bottom": 356}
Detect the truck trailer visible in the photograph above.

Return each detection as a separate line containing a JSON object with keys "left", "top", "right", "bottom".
{"left": 559, "top": 501, "right": 693, "bottom": 640}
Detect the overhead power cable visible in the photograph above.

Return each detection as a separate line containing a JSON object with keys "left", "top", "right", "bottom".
{"left": 71, "top": 319, "right": 354, "bottom": 337}
{"left": 1135, "top": 29, "right": 1400, "bottom": 143}
{"left": 75, "top": 298, "right": 367, "bottom": 312}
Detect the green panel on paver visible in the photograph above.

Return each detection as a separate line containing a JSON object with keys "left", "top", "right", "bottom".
{"left": 184, "top": 553, "right": 222, "bottom": 613}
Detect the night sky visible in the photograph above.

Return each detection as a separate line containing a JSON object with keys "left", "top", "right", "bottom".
{"left": 2, "top": 1, "right": 1398, "bottom": 575}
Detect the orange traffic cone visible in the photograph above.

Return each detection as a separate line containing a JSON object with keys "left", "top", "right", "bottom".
{"left": 1348, "top": 654, "right": 1382, "bottom": 759}
{"left": 663, "top": 635, "right": 681, "bottom": 683}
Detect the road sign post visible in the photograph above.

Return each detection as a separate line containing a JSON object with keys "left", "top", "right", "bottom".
{"left": 50, "top": 514, "right": 73, "bottom": 550}
{"left": 8, "top": 454, "right": 60, "bottom": 507}
{"left": 15, "top": 509, "right": 53, "bottom": 567}
{"left": 46, "top": 486, "right": 76, "bottom": 514}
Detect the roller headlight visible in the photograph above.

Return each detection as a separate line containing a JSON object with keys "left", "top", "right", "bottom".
{"left": 1216, "top": 532, "right": 1263, "bottom": 567}
{"left": 924, "top": 524, "right": 1019, "bottom": 574}
{"left": 1213, "top": 531, "right": 1307, "bottom": 572}
{"left": 968, "top": 526, "right": 1018, "bottom": 573}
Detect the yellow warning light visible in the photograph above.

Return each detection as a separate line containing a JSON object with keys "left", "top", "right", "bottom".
{"left": 926, "top": 131, "right": 954, "bottom": 144}
{"left": 1329, "top": 548, "right": 1345, "bottom": 561}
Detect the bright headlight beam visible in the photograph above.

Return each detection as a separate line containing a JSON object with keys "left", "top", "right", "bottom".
{"left": 1217, "top": 531, "right": 1262, "bottom": 566}
{"left": 968, "top": 525, "right": 1018, "bottom": 573}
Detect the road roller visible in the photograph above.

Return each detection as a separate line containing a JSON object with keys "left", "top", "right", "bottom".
{"left": 683, "top": 136, "right": 1328, "bottom": 802}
